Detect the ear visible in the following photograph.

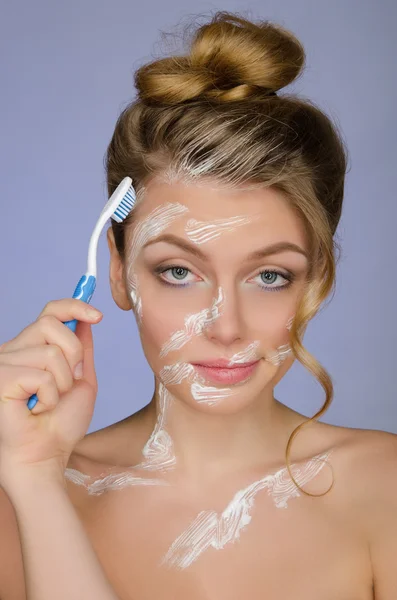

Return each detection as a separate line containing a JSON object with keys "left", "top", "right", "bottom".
{"left": 106, "top": 227, "right": 132, "bottom": 311}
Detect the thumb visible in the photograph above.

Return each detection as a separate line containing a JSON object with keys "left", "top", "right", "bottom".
{"left": 74, "top": 319, "right": 98, "bottom": 391}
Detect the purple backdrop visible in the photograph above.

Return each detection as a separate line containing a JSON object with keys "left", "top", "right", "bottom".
{"left": 1, "top": 1, "right": 396, "bottom": 434}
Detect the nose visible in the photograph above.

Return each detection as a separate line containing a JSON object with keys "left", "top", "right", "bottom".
{"left": 203, "top": 286, "right": 244, "bottom": 348}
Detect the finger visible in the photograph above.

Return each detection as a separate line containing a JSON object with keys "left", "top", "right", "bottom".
{"left": 2, "top": 312, "right": 102, "bottom": 376}
{"left": 73, "top": 320, "right": 98, "bottom": 391}
{"left": 3, "top": 299, "right": 102, "bottom": 353}
{"left": 37, "top": 298, "right": 102, "bottom": 322}
{"left": 0, "top": 364, "right": 59, "bottom": 416}
{"left": 0, "top": 344, "right": 75, "bottom": 395}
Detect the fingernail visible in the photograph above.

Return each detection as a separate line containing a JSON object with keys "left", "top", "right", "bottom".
{"left": 86, "top": 308, "right": 102, "bottom": 319}
{"left": 74, "top": 362, "right": 84, "bottom": 379}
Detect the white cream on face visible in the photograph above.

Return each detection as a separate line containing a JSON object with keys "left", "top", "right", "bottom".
{"left": 160, "top": 340, "right": 261, "bottom": 407}
{"left": 190, "top": 381, "right": 238, "bottom": 405}
{"left": 160, "top": 351, "right": 241, "bottom": 407}
{"left": 162, "top": 450, "right": 333, "bottom": 569}
{"left": 159, "top": 287, "right": 225, "bottom": 358}
{"left": 191, "top": 340, "right": 261, "bottom": 405}
{"left": 286, "top": 315, "right": 294, "bottom": 330}
{"left": 160, "top": 362, "right": 238, "bottom": 406}
{"left": 265, "top": 343, "right": 292, "bottom": 367}
{"left": 227, "top": 341, "right": 260, "bottom": 365}
{"left": 265, "top": 317, "right": 295, "bottom": 366}
{"left": 126, "top": 202, "right": 189, "bottom": 322}
{"left": 185, "top": 215, "right": 253, "bottom": 244}
{"left": 160, "top": 362, "right": 196, "bottom": 386}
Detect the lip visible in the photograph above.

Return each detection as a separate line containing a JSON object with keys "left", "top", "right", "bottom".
{"left": 190, "top": 360, "right": 260, "bottom": 385}
{"left": 191, "top": 358, "right": 259, "bottom": 368}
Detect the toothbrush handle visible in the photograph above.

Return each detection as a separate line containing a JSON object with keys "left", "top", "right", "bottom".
{"left": 27, "top": 274, "right": 97, "bottom": 410}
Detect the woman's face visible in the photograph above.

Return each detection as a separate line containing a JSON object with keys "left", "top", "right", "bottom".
{"left": 119, "top": 177, "right": 310, "bottom": 414}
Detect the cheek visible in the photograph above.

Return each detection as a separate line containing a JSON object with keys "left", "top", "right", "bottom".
{"left": 139, "top": 308, "right": 178, "bottom": 353}
{"left": 137, "top": 288, "right": 190, "bottom": 361}
{"left": 245, "top": 293, "right": 295, "bottom": 341}
{"left": 137, "top": 270, "right": 211, "bottom": 332}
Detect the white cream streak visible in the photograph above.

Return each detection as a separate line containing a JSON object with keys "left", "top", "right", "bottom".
{"left": 63, "top": 384, "right": 176, "bottom": 493}
{"left": 127, "top": 202, "right": 189, "bottom": 266}
{"left": 286, "top": 316, "right": 294, "bottom": 331}
{"left": 264, "top": 318, "right": 294, "bottom": 366}
{"left": 185, "top": 215, "right": 252, "bottom": 244}
{"left": 159, "top": 287, "right": 224, "bottom": 358}
{"left": 162, "top": 450, "right": 333, "bottom": 569}
{"left": 64, "top": 468, "right": 167, "bottom": 496}
{"left": 228, "top": 341, "right": 260, "bottom": 365}
{"left": 160, "top": 362, "right": 195, "bottom": 385}
{"left": 134, "top": 383, "right": 176, "bottom": 471}
{"left": 160, "top": 340, "right": 262, "bottom": 405}
{"left": 160, "top": 361, "right": 237, "bottom": 406}
{"left": 126, "top": 202, "right": 189, "bottom": 322}
{"left": 266, "top": 343, "right": 292, "bottom": 366}
{"left": 129, "top": 275, "right": 143, "bottom": 323}
{"left": 190, "top": 382, "right": 237, "bottom": 405}
{"left": 191, "top": 340, "right": 261, "bottom": 405}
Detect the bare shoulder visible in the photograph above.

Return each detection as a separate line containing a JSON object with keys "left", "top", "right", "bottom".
{"left": 341, "top": 426, "right": 397, "bottom": 503}
{"left": 323, "top": 424, "right": 397, "bottom": 505}
{"left": 335, "top": 425, "right": 397, "bottom": 469}
{"left": 287, "top": 419, "right": 396, "bottom": 509}
{"left": 344, "top": 425, "right": 397, "bottom": 519}
{"left": 304, "top": 418, "right": 396, "bottom": 464}
{"left": 340, "top": 426, "right": 397, "bottom": 597}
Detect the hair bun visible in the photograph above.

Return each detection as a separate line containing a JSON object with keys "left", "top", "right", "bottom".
{"left": 135, "top": 11, "right": 306, "bottom": 104}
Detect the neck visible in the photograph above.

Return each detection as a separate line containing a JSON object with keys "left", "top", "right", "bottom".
{"left": 144, "top": 379, "right": 304, "bottom": 483}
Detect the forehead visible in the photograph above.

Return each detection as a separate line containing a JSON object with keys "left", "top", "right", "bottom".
{"left": 130, "top": 177, "right": 308, "bottom": 248}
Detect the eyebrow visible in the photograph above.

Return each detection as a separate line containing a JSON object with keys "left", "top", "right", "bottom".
{"left": 142, "top": 233, "right": 308, "bottom": 261}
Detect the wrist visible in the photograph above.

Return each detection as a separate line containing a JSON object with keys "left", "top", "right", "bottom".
{"left": 1, "top": 459, "right": 66, "bottom": 500}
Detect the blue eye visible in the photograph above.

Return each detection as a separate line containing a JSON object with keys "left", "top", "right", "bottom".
{"left": 170, "top": 267, "right": 189, "bottom": 280}
{"left": 255, "top": 270, "right": 292, "bottom": 292}
{"left": 261, "top": 271, "right": 278, "bottom": 284}
{"left": 157, "top": 266, "right": 195, "bottom": 287}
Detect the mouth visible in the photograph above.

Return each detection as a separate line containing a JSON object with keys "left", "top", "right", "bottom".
{"left": 190, "top": 360, "right": 260, "bottom": 385}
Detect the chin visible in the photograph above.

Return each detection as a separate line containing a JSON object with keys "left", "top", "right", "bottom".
{"left": 173, "top": 376, "right": 273, "bottom": 416}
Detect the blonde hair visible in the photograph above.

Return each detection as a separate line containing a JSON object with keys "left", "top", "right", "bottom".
{"left": 106, "top": 11, "right": 349, "bottom": 497}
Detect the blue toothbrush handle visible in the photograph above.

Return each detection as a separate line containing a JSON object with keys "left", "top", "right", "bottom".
{"left": 27, "top": 274, "right": 97, "bottom": 410}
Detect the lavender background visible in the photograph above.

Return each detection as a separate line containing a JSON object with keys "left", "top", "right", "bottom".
{"left": 1, "top": 1, "right": 396, "bottom": 434}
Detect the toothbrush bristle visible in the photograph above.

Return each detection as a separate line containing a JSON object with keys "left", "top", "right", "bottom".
{"left": 112, "top": 186, "right": 136, "bottom": 223}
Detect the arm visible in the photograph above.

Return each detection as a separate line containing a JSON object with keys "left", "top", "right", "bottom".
{"left": 4, "top": 465, "right": 120, "bottom": 600}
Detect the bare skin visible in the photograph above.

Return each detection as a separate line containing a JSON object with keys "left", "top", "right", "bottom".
{"left": 0, "top": 414, "right": 382, "bottom": 600}
{"left": 70, "top": 414, "right": 378, "bottom": 600}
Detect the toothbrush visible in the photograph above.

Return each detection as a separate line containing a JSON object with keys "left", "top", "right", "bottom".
{"left": 27, "top": 177, "right": 136, "bottom": 410}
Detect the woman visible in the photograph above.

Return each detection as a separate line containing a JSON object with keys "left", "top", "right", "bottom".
{"left": 0, "top": 11, "right": 395, "bottom": 600}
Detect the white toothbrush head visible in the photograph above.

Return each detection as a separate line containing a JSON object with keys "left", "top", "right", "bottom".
{"left": 86, "top": 177, "right": 136, "bottom": 276}
{"left": 101, "top": 176, "right": 136, "bottom": 223}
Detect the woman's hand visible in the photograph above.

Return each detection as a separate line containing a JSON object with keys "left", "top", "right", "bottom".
{"left": 0, "top": 299, "right": 103, "bottom": 488}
